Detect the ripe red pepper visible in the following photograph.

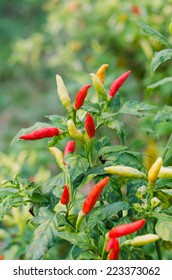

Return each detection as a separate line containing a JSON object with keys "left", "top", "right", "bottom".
{"left": 108, "top": 219, "right": 146, "bottom": 238}
{"left": 108, "top": 249, "right": 119, "bottom": 260}
{"left": 60, "top": 185, "right": 70, "bottom": 205}
{"left": 131, "top": 5, "right": 141, "bottom": 16}
{"left": 64, "top": 140, "right": 75, "bottom": 156}
{"left": 82, "top": 176, "right": 109, "bottom": 214}
{"left": 85, "top": 113, "right": 96, "bottom": 138}
{"left": 107, "top": 238, "right": 120, "bottom": 260}
{"left": 108, "top": 70, "right": 131, "bottom": 98}
{"left": 74, "top": 84, "right": 91, "bottom": 110}
{"left": 19, "top": 127, "right": 60, "bottom": 140}
{"left": 0, "top": 256, "right": 4, "bottom": 260}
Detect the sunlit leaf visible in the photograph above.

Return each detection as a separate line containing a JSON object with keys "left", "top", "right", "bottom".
{"left": 151, "top": 49, "right": 172, "bottom": 72}
{"left": 155, "top": 213, "right": 172, "bottom": 241}
{"left": 26, "top": 207, "right": 59, "bottom": 259}
{"left": 133, "top": 20, "right": 170, "bottom": 47}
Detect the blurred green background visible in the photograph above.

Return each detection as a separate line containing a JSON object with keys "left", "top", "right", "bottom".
{"left": 1, "top": 0, "right": 172, "bottom": 180}
{"left": 1, "top": 0, "right": 172, "bottom": 259}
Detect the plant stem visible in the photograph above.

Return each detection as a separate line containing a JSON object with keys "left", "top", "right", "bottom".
{"left": 101, "top": 235, "right": 108, "bottom": 259}
{"left": 149, "top": 183, "right": 155, "bottom": 200}
{"left": 155, "top": 240, "right": 162, "bottom": 260}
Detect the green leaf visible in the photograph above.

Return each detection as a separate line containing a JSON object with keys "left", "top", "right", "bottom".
{"left": 65, "top": 153, "right": 89, "bottom": 182}
{"left": 0, "top": 196, "right": 13, "bottom": 221}
{"left": 154, "top": 106, "right": 172, "bottom": 125}
{"left": 98, "top": 145, "right": 128, "bottom": 156}
{"left": 26, "top": 207, "right": 59, "bottom": 259}
{"left": 156, "top": 179, "right": 172, "bottom": 190}
{"left": 57, "top": 231, "right": 96, "bottom": 251}
{"left": 77, "top": 250, "right": 101, "bottom": 260}
{"left": 98, "top": 112, "right": 117, "bottom": 123}
{"left": 121, "top": 245, "right": 145, "bottom": 260}
{"left": 44, "top": 115, "right": 68, "bottom": 130}
{"left": 30, "top": 193, "right": 49, "bottom": 203}
{"left": 41, "top": 173, "right": 66, "bottom": 197}
{"left": 82, "top": 101, "right": 100, "bottom": 114}
{"left": 119, "top": 101, "right": 156, "bottom": 117}
{"left": 96, "top": 136, "right": 111, "bottom": 151}
{"left": 133, "top": 20, "right": 170, "bottom": 47}
{"left": 160, "top": 189, "right": 172, "bottom": 196}
{"left": 10, "top": 122, "right": 51, "bottom": 146}
{"left": 162, "top": 133, "right": 172, "bottom": 163}
{"left": 108, "top": 92, "right": 121, "bottom": 111}
{"left": 88, "top": 201, "right": 129, "bottom": 229}
{"left": 0, "top": 188, "right": 19, "bottom": 200}
{"left": 147, "top": 77, "right": 172, "bottom": 91}
{"left": 151, "top": 49, "right": 172, "bottom": 72}
{"left": 108, "top": 120, "right": 126, "bottom": 145}
{"left": 155, "top": 213, "right": 172, "bottom": 241}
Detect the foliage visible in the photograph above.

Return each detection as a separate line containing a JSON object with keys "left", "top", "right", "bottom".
{"left": 1, "top": 1, "right": 172, "bottom": 260}
{"left": 1, "top": 59, "right": 172, "bottom": 260}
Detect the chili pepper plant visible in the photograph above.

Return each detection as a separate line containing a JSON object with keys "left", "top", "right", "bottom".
{"left": 1, "top": 63, "right": 172, "bottom": 260}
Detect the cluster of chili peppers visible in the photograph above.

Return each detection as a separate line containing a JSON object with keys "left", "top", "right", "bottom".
{"left": 18, "top": 64, "right": 156, "bottom": 260}
{"left": 105, "top": 219, "right": 146, "bottom": 260}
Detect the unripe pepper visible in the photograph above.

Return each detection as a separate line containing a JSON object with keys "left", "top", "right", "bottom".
{"left": 158, "top": 166, "right": 172, "bottom": 178}
{"left": 74, "top": 84, "right": 91, "bottom": 110}
{"left": 104, "top": 165, "right": 146, "bottom": 179}
{"left": 85, "top": 113, "right": 96, "bottom": 138}
{"left": 67, "top": 119, "right": 84, "bottom": 141}
{"left": 108, "top": 219, "right": 146, "bottom": 238}
{"left": 129, "top": 234, "right": 159, "bottom": 246}
{"left": 96, "top": 64, "right": 109, "bottom": 84}
{"left": 64, "top": 140, "right": 75, "bottom": 156}
{"left": 108, "top": 70, "right": 131, "bottom": 98}
{"left": 90, "top": 73, "right": 106, "bottom": 99}
{"left": 49, "top": 146, "right": 64, "bottom": 170}
{"left": 148, "top": 157, "right": 163, "bottom": 184}
{"left": 56, "top": 75, "right": 72, "bottom": 112}
{"left": 19, "top": 127, "right": 60, "bottom": 140}
{"left": 60, "top": 185, "right": 70, "bottom": 205}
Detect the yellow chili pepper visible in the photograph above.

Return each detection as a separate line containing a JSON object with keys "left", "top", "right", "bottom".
{"left": 129, "top": 234, "right": 159, "bottom": 246}
{"left": 49, "top": 147, "right": 64, "bottom": 169}
{"left": 158, "top": 166, "right": 172, "bottom": 178}
{"left": 96, "top": 64, "right": 109, "bottom": 84}
{"left": 148, "top": 157, "right": 163, "bottom": 184}
{"left": 90, "top": 73, "right": 106, "bottom": 99}
{"left": 56, "top": 75, "right": 72, "bottom": 112}
{"left": 104, "top": 165, "right": 146, "bottom": 179}
{"left": 67, "top": 119, "right": 84, "bottom": 141}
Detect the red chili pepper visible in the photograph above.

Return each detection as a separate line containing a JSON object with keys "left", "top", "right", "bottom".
{"left": 19, "top": 127, "right": 60, "bottom": 140}
{"left": 108, "top": 70, "right": 131, "bottom": 98}
{"left": 106, "top": 238, "right": 116, "bottom": 252}
{"left": 108, "top": 249, "right": 119, "bottom": 260}
{"left": 85, "top": 113, "right": 96, "bottom": 138}
{"left": 74, "top": 84, "right": 91, "bottom": 110}
{"left": 0, "top": 256, "right": 4, "bottom": 260}
{"left": 107, "top": 238, "right": 120, "bottom": 260}
{"left": 82, "top": 176, "right": 109, "bottom": 214}
{"left": 64, "top": 140, "right": 75, "bottom": 156}
{"left": 131, "top": 5, "right": 141, "bottom": 16}
{"left": 60, "top": 185, "right": 70, "bottom": 205}
{"left": 108, "top": 219, "right": 146, "bottom": 238}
